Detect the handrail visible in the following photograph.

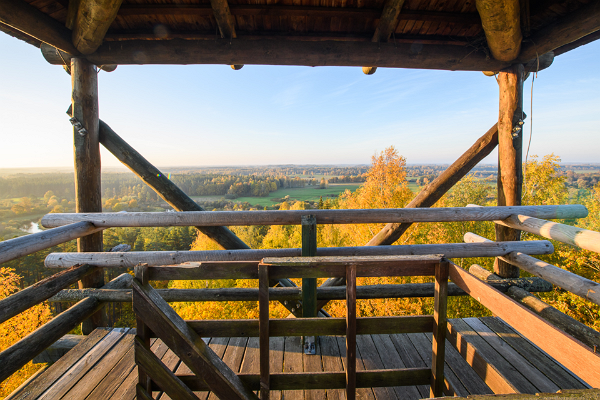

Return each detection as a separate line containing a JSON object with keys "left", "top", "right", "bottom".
{"left": 0, "top": 221, "right": 103, "bottom": 265}
{"left": 495, "top": 214, "right": 600, "bottom": 253}
{"left": 0, "top": 264, "right": 98, "bottom": 324}
{"left": 465, "top": 232, "right": 600, "bottom": 306}
{"left": 40, "top": 205, "right": 588, "bottom": 228}
{"left": 43, "top": 240, "right": 554, "bottom": 268}
{"left": 0, "top": 273, "right": 132, "bottom": 382}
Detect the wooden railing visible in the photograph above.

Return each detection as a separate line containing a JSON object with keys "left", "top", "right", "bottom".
{"left": 2, "top": 204, "right": 600, "bottom": 395}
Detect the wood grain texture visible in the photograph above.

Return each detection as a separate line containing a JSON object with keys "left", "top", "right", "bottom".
{"left": 373, "top": 0, "right": 406, "bottom": 42}
{"left": 476, "top": 0, "right": 522, "bottom": 61}
{"left": 0, "top": 222, "right": 102, "bottom": 265}
{"left": 0, "top": 0, "right": 78, "bottom": 54}
{"left": 0, "top": 263, "right": 98, "bottom": 324}
{"left": 346, "top": 264, "right": 357, "bottom": 400}
{"left": 465, "top": 232, "right": 600, "bottom": 306}
{"left": 495, "top": 63, "right": 524, "bottom": 278}
{"left": 449, "top": 262, "right": 600, "bottom": 387}
{"left": 41, "top": 205, "right": 588, "bottom": 228}
{"left": 44, "top": 240, "right": 555, "bottom": 268}
{"left": 71, "top": 57, "right": 105, "bottom": 333}
{"left": 497, "top": 214, "right": 600, "bottom": 254}
{"left": 430, "top": 261, "right": 448, "bottom": 398}
{"left": 210, "top": 0, "right": 236, "bottom": 39}
{"left": 259, "top": 264, "right": 270, "bottom": 399}
{"left": 72, "top": 0, "right": 123, "bottom": 54}
{"left": 367, "top": 123, "right": 499, "bottom": 246}
{"left": 519, "top": 0, "right": 600, "bottom": 62}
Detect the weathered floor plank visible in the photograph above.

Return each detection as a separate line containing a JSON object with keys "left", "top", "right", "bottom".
{"left": 9, "top": 317, "right": 594, "bottom": 400}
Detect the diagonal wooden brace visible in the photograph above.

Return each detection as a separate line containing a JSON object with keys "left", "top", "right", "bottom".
{"left": 132, "top": 278, "right": 259, "bottom": 400}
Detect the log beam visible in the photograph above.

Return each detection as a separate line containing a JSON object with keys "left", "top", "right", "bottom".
{"left": 367, "top": 123, "right": 500, "bottom": 246}
{"left": 475, "top": 0, "right": 522, "bottom": 61}
{"left": 210, "top": 0, "right": 237, "bottom": 39}
{"left": 72, "top": 0, "right": 123, "bottom": 54}
{"left": 495, "top": 63, "right": 524, "bottom": 278}
{"left": 38, "top": 38, "right": 513, "bottom": 71}
{"left": 71, "top": 58, "right": 106, "bottom": 333}
{"left": 372, "top": 0, "right": 406, "bottom": 43}
{"left": 519, "top": 0, "right": 600, "bottom": 62}
{"left": 0, "top": 0, "right": 78, "bottom": 54}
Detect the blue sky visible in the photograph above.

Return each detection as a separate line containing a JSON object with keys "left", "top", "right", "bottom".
{"left": 0, "top": 33, "right": 599, "bottom": 169}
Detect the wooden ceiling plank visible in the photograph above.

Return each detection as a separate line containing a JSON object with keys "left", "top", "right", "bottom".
{"left": 0, "top": 0, "right": 77, "bottom": 54}
{"left": 73, "top": 0, "right": 124, "bottom": 54}
{"left": 210, "top": 0, "right": 237, "bottom": 39}
{"left": 475, "top": 0, "right": 522, "bottom": 61}
{"left": 519, "top": 0, "right": 600, "bottom": 62}
{"left": 42, "top": 38, "right": 512, "bottom": 71}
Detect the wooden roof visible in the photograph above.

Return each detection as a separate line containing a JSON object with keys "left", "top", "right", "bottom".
{"left": 1, "top": 0, "right": 599, "bottom": 70}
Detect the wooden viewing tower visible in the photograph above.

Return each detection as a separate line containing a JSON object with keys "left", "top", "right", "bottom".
{"left": 1, "top": 0, "right": 600, "bottom": 398}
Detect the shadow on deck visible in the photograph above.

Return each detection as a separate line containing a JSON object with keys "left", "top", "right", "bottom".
{"left": 7, "top": 317, "right": 589, "bottom": 400}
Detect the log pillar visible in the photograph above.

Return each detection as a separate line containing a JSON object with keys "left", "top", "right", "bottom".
{"left": 495, "top": 63, "right": 525, "bottom": 278}
{"left": 71, "top": 57, "right": 107, "bottom": 333}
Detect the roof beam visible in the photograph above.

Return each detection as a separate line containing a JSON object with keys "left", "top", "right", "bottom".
{"left": 0, "top": 0, "right": 78, "bottom": 54}
{"left": 518, "top": 0, "right": 600, "bottom": 62}
{"left": 475, "top": 0, "right": 522, "bottom": 61}
{"left": 73, "top": 0, "right": 124, "bottom": 54}
{"left": 372, "top": 0, "right": 406, "bottom": 42}
{"left": 41, "top": 38, "right": 512, "bottom": 71}
{"left": 210, "top": 0, "right": 237, "bottom": 39}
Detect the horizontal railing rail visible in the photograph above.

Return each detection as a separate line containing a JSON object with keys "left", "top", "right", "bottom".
{"left": 44, "top": 240, "right": 554, "bottom": 268}
{"left": 41, "top": 204, "right": 588, "bottom": 228}
{"left": 0, "top": 221, "right": 103, "bottom": 265}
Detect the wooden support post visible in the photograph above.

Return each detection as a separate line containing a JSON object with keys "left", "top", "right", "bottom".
{"left": 71, "top": 57, "right": 106, "bottom": 334}
{"left": 345, "top": 263, "right": 357, "bottom": 400}
{"left": 430, "top": 260, "right": 449, "bottom": 397}
{"left": 135, "top": 264, "right": 153, "bottom": 397}
{"left": 258, "top": 263, "right": 270, "bottom": 400}
{"left": 495, "top": 63, "right": 525, "bottom": 278}
{"left": 302, "top": 215, "right": 317, "bottom": 354}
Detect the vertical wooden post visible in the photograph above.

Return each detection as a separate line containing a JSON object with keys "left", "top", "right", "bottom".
{"left": 258, "top": 263, "right": 270, "bottom": 400}
{"left": 495, "top": 63, "right": 525, "bottom": 278}
{"left": 301, "top": 215, "right": 317, "bottom": 354}
{"left": 345, "top": 263, "right": 357, "bottom": 400}
{"left": 431, "top": 259, "right": 449, "bottom": 398}
{"left": 71, "top": 57, "right": 106, "bottom": 334}
{"left": 134, "top": 264, "right": 153, "bottom": 397}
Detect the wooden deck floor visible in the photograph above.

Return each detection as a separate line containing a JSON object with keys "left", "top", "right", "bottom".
{"left": 8, "top": 317, "right": 589, "bottom": 400}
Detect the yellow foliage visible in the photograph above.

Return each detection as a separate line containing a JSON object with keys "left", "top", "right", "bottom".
{"left": 0, "top": 267, "right": 51, "bottom": 399}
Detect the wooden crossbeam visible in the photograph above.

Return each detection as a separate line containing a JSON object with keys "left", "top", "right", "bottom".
{"left": 372, "top": 0, "right": 406, "bottom": 43}
{"left": 132, "top": 277, "right": 259, "bottom": 400}
{"left": 0, "top": 0, "right": 78, "bottom": 54}
{"left": 72, "top": 0, "right": 123, "bottom": 54}
{"left": 210, "top": 0, "right": 237, "bottom": 39}
{"left": 475, "top": 0, "right": 522, "bottom": 61}
{"left": 519, "top": 0, "right": 600, "bottom": 62}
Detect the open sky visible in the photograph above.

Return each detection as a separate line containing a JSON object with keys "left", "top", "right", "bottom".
{"left": 0, "top": 33, "right": 599, "bottom": 169}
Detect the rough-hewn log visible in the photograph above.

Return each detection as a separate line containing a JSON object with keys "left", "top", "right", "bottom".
{"left": 519, "top": 0, "right": 600, "bottom": 62}
{"left": 495, "top": 63, "right": 524, "bottom": 278}
{"left": 553, "top": 31, "right": 600, "bottom": 57}
{"left": 38, "top": 38, "right": 513, "bottom": 71}
{"left": 367, "top": 123, "right": 500, "bottom": 246}
{"left": 72, "top": 0, "right": 123, "bottom": 54}
{"left": 372, "top": 0, "right": 406, "bottom": 43}
{"left": 496, "top": 214, "right": 600, "bottom": 254}
{"left": 465, "top": 232, "right": 600, "bottom": 306}
{"left": 0, "top": 222, "right": 102, "bottom": 265}
{"left": 95, "top": 120, "right": 248, "bottom": 250}
{"left": 72, "top": 57, "right": 106, "bottom": 334}
{"left": 0, "top": 264, "right": 98, "bottom": 324}
{"left": 507, "top": 286, "right": 600, "bottom": 351}
{"left": 0, "top": 0, "right": 78, "bottom": 54}
{"left": 210, "top": 0, "right": 236, "bottom": 39}
{"left": 475, "top": 0, "right": 522, "bottom": 61}
{"left": 44, "top": 240, "right": 554, "bottom": 268}
{"left": 48, "top": 277, "right": 553, "bottom": 302}
{"left": 483, "top": 51, "right": 554, "bottom": 77}
{"left": 468, "top": 264, "right": 502, "bottom": 281}
{"left": 448, "top": 262, "right": 600, "bottom": 387}
{"left": 41, "top": 44, "right": 117, "bottom": 72}
{"left": 0, "top": 273, "right": 131, "bottom": 382}
{"left": 41, "top": 205, "right": 588, "bottom": 228}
